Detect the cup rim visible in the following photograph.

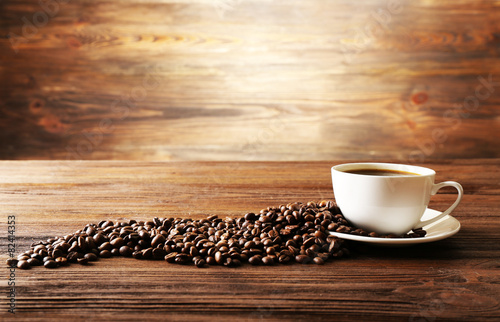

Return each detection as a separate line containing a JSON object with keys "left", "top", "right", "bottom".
{"left": 331, "top": 162, "right": 435, "bottom": 177}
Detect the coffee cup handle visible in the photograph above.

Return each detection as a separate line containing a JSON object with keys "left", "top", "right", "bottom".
{"left": 416, "top": 181, "right": 463, "bottom": 228}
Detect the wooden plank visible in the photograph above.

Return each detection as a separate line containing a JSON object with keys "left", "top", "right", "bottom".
{"left": 1, "top": 0, "right": 500, "bottom": 160}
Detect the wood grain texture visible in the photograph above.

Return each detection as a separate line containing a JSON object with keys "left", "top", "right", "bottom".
{"left": 1, "top": 0, "right": 500, "bottom": 161}
{"left": 0, "top": 160, "right": 499, "bottom": 320}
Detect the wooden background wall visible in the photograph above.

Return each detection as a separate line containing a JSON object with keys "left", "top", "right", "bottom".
{"left": 1, "top": 0, "right": 499, "bottom": 161}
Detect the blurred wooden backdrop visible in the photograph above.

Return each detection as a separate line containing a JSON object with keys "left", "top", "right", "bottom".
{"left": 1, "top": 0, "right": 499, "bottom": 161}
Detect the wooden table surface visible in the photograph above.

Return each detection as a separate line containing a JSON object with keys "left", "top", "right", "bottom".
{"left": 1, "top": 160, "right": 499, "bottom": 321}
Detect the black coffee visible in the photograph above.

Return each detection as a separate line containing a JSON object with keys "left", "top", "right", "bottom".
{"left": 345, "top": 169, "right": 419, "bottom": 176}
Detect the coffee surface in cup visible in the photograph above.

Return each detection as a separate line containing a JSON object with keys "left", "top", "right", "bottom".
{"left": 344, "top": 169, "right": 420, "bottom": 176}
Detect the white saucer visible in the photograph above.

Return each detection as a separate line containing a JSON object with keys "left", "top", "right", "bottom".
{"left": 328, "top": 208, "right": 461, "bottom": 245}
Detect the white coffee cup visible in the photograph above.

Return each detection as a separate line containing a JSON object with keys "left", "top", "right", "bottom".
{"left": 331, "top": 162, "right": 463, "bottom": 235}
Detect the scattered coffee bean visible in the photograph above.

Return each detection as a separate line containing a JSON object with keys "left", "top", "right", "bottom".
{"left": 132, "top": 251, "right": 143, "bottom": 259}
{"left": 194, "top": 258, "right": 206, "bottom": 268}
{"left": 6, "top": 258, "right": 18, "bottom": 267}
{"left": 99, "top": 250, "right": 111, "bottom": 258}
{"left": 84, "top": 253, "right": 99, "bottom": 262}
{"left": 164, "top": 252, "right": 177, "bottom": 263}
{"left": 27, "top": 258, "right": 42, "bottom": 266}
{"left": 44, "top": 260, "right": 58, "bottom": 269}
{"left": 110, "top": 237, "right": 124, "bottom": 248}
{"left": 119, "top": 246, "right": 133, "bottom": 257}
{"left": 77, "top": 257, "right": 89, "bottom": 265}
{"left": 17, "top": 260, "right": 31, "bottom": 269}
{"left": 55, "top": 257, "right": 68, "bottom": 266}
{"left": 151, "top": 234, "right": 166, "bottom": 248}
{"left": 262, "top": 256, "right": 274, "bottom": 266}
{"left": 248, "top": 255, "right": 262, "bottom": 265}
{"left": 206, "top": 256, "right": 216, "bottom": 265}
{"left": 295, "top": 255, "right": 312, "bottom": 264}
{"left": 313, "top": 257, "right": 324, "bottom": 265}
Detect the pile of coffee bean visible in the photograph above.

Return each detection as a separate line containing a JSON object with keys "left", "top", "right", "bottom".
{"left": 6, "top": 200, "right": 425, "bottom": 270}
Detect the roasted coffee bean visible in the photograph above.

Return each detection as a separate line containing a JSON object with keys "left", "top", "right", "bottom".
{"left": 313, "top": 257, "right": 324, "bottom": 265}
{"left": 331, "top": 249, "right": 343, "bottom": 258}
{"left": 314, "top": 230, "right": 326, "bottom": 239}
{"left": 119, "top": 246, "right": 133, "bottom": 257}
{"left": 295, "top": 255, "right": 312, "bottom": 264}
{"left": 304, "top": 214, "right": 315, "bottom": 222}
{"left": 214, "top": 251, "right": 224, "bottom": 264}
{"left": 244, "top": 213, "right": 256, "bottom": 221}
{"left": 165, "top": 252, "right": 177, "bottom": 263}
{"left": 305, "top": 248, "right": 316, "bottom": 258}
{"left": 67, "top": 252, "right": 80, "bottom": 263}
{"left": 98, "top": 242, "right": 112, "bottom": 251}
{"left": 52, "top": 249, "right": 63, "bottom": 259}
{"left": 33, "top": 245, "right": 46, "bottom": 253}
{"left": 225, "top": 258, "right": 241, "bottom": 267}
{"left": 248, "top": 255, "right": 262, "bottom": 265}
{"left": 266, "top": 247, "right": 276, "bottom": 255}
{"left": 77, "top": 236, "right": 86, "bottom": 249}
{"left": 84, "top": 253, "right": 99, "bottom": 261}
{"left": 99, "top": 250, "right": 111, "bottom": 258}
{"left": 206, "top": 256, "right": 216, "bottom": 265}
{"left": 262, "top": 256, "right": 274, "bottom": 265}
{"left": 132, "top": 251, "right": 143, "bottom": 259}
{"left": 336, "top": 225, "right": 350, "bottom": 233}
{"left": 309, "top": 243, "right": 321, "bottom": 253}
{"left": 142, "top": 248, "right": 153, "bottom": 259}
{"left": 195, "top": 258, "right": 206, "bottom": 268}
{"left": 44, "top": 260, "right": 58, "bottom": 269}
{"left": 17, "top": 260, "right": 31, "bottom": 269}
{"left": 278, "top": 254, "right": 291, "bottom": 264}
{"left": 151, "top": 234, "right": 166, "bottom": 248}
{"left": 152, "top": 247, "right": 166, "bottom": 260}
{"left": 110, "top": 237, "right": 124, "bottom": 248}
{"left": 329, "top": 239, "right": 341, "bottom": 253}
{"left": 244, "top": 241, "right": 256, "bottom": 249}
{"left": 31, "top": 253, "right": 43, "bottom": 261}
{"left": 259, "top": 216, "right": 272, "bottom": 223}
{"left": 93, "top": 233, "right": 107, "bottom": 245}
{"left": 77, "top": 257, "right": 89, "bottom": 265}
{"left": 27, "top": 258, "right": 42, "bottom": 266}
{"left": 6, "top": 258, "right": 18, "bottom": 267}
{"left": 13, "top": 200, "right": 357, "bottom": 269}
{"left": 55, "top": 257, "right": 68, "bottom": 266}
{"left": 175, "top": 253, "right": 190, "bottom": 264}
